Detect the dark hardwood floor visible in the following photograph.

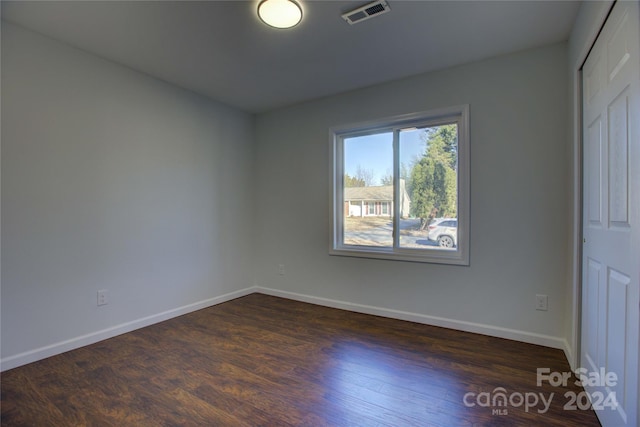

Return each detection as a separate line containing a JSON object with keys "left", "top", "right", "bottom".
{"left": 1, "top": 293, "right": 601, "bottom": 426}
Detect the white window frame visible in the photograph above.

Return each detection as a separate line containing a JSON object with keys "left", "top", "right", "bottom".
{"left": 329, "top": 105, "right": 470, "bottom": 265}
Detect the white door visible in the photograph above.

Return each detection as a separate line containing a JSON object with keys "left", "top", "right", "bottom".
{"left": 581, "top": 1, "right": 640, "bottom": 426}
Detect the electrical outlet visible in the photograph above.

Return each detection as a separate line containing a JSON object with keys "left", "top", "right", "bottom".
{"left": 536, "top": 294, "right": 548, "bottom": 311}
{"left": 97, "top": 289, "right": 109, "bottom": 306}
{"left": 278, "top": 264, "right": 285, "bottom": 276}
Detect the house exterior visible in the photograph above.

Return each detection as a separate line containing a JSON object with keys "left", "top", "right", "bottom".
{"left": 344, "top": 179, "right": 411, "bottom": 218}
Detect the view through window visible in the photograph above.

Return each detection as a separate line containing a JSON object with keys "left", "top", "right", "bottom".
{"left": 331, "top": 107, "right": 469, "bottom": 264}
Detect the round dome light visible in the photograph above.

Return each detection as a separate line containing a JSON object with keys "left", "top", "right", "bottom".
{"left": 258, "top": 0, "right": 303, "bottom": 29}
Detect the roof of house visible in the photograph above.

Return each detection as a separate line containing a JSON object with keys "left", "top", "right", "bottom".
{"left": 344, "top": 185, "right": 393, "bottom": 201}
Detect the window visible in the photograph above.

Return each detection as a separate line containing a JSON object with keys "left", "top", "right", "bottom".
{"left": 330, "top": 106, "right": 469, "bottom": 265}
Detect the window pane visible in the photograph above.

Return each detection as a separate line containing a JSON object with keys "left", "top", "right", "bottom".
{"left": 343, "top": 132, "right": 393, "bottom": 247}
{"left": 399, "top": 124, "right": 458, "bottom": 250}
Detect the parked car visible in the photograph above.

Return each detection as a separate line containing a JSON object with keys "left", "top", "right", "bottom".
{"left": 427, "top": 218, "right": 457, "bottom": 248}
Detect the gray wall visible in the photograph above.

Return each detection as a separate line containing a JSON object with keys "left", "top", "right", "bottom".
{"left": 2, "top": 20, "right": 575, "bottom": 367}
{"left": 1, "top": 23, "right": 254, "bottom": 363}
{"left": 254, "top": 43, "right": 569, "bottom": 343}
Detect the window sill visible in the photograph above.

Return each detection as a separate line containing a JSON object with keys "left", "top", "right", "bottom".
{"left": 329, "top": 245, "right": 469, "bottom": 265}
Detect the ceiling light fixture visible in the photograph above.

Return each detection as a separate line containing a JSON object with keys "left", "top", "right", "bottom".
{"left": 258, "top": 0, "right": 303, "bottom": 29}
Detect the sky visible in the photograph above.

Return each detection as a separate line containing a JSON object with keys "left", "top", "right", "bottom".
{"left": 344, "top": 128, "right": 426, "bottom": 185}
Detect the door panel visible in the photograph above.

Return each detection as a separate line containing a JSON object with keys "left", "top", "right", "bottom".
{"left": 607, "top": 88, "right": 629, "bottom": 226}
{"left": 584, "top": 258, "right": 601, "bottom": 369}
{"left": 581, "top": 1, "right": 639, "bottom": 426}
{"left": 606, "top": 268, "right": 629, "bottom": 410}
{"left": 586, "top": 117, "right": 603, "bottom": 226}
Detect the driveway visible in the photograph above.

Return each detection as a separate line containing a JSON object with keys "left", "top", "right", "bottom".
{"left": 344, "top": 218, "right": 446, "bottom": 249}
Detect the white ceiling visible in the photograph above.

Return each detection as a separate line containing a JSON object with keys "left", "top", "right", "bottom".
{"left": 1, "top": 0, "right": 581, "bottom": 113}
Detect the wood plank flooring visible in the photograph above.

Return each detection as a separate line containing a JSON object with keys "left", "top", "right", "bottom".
{"left": 1, "top": 293, "right": 601, "bottom": 426}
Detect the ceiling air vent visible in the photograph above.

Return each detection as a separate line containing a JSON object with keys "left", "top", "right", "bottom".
{"left": 342, "top": 1, "right": 391, "bottom": 25}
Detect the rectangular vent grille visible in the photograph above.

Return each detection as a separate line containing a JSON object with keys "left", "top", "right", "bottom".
{"left": 342, "top": 1, "right": 391, "bottom": 25}
{"left": 365, "top": 4, "right": 386, "bottom": 15}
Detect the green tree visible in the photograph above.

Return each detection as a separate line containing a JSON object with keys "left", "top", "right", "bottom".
{"left": 344, "top": 173, "right": 365, "bottom": 187}
{"left": 409, "top": 125, "right": 458, "bottom": 229}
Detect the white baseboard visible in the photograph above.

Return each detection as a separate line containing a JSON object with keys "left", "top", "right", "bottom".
{"left": 0, "top": 286, "right": 257, "bottom": 372}
{"left": 255, "top": 286, "right": 568, "bottom": 351}
{"left": 2, "top": 286, "right": 570, "bottom": 372}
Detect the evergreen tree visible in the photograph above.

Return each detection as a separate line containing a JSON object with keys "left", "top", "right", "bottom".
{"left": 409, "top": 125, "right": 458, "bottom": 229}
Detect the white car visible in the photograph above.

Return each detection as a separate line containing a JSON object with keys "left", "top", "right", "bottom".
{"left": 428, "top": 218, "right": 457, "bottom": 248}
